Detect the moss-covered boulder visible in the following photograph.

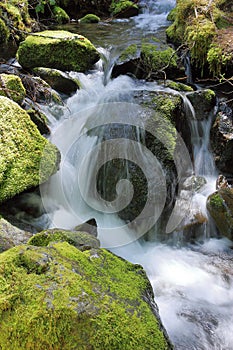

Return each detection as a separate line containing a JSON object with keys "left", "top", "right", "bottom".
{"left": 52, "top": 5, "right": 70, "bottom": 24}
{"left": 0, "top": 218, "right": 32, "bottom": 252}
{"left": 26, "top": 108, "right": 50, "bottom": 135}
{"left": 17, "top": 30, "right": 100, "bottom": 72}
{"left": 0, "top": 96, "right": 60, "bottom": 203}
{"left": 207, "top": 188, "right": 233, "bottom": 239}
{"left": 80, "top": 13, "right": 100, "bottom": 23}
{"left": 210, "top": 105, "right": 233, "bottom": 175}
{"left": 0, "top": 73, "right": 26, "bottom": 104}
{"left": 33, "top": 67, "right": 80, "bottom": 94}
{"left": 110, "top": 0, "right": 139, "bottom": 18}
{"left": 186, "top": 89, "right": 216, "bottom": 120}
{"left": 0, "top": 242, "right": 172, "bottom": 349}
{"left": 28, "top": 228, "right": 100, "bottom": 251}
{"left": 112, "top": 43, "right": 185, "bottom": 80}
{"left": 166, "top": 0, "right": 233, "bottom": 77}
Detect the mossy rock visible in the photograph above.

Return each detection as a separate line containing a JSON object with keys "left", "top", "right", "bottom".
{"left": 52, "top": 5, "right": 70, "bottom": 24}
{"left": 207, "top": 188, "right": 233, "bottom": 240}
{"left": 0, "top": 218, "right": 32, "bottom": 253}
{"left": 110, "top": 0, "right": 139, "bottom": 18}
{"left": 0, "top": 96, "right": 60, "bottom": 203}
{"left": 0, "top": 18, "right": 10, "bottom": 44}
{"left": 33, "top": 67, "right": 80, "bottom": 94}
{"left": 28, "top": 228, "right": 100, "bottom": 251}
{"left": 186, "top": 89, "right": 216, "bottom": 120}
{"left": 0, "top": 242, "right": 172, "bottom": 349}
{"left": 80, "top": 13, "right": 100, "bottom": 23}
{"left": 0, "top": 73, "right": 26, "bottom": 104}
{"left": 166, "top": 80, "right": 194, "bottom": 92}
{"left": 16, "top": 30, "right": 100, "bottom": 72}
{"left": 111, "top": 44, "right": 142, "bottom": 78}
{"left": 140, "top": 44, "right": 183, "bottom": 80}
{"left": 26, "top": 108, "right": 50, "bottom": 135}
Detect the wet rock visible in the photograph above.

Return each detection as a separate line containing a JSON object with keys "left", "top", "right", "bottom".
{"left": 74, "top": 218, "right": 98, "bottom": 237}
{"left": 17, "top": 30, "right": 100, "bottom": 72}
{"left": 0, "top": 218, "right": 32, "bottom": 252}
{"left": 111, "top": 0, "right": 139, "bottom": 18}
{"left": 0, "top": 243, "right": 172, "bottom": 349}
{"left": 26, "top": 107, "right": 50, "bottom": 135}
{"left": 186, "top": 89, "right": 216, "bottom": 120}
{"left": 28, "top": 228, "right": 100, "bottom": 251}
{"left": 207, "top": 188, "right": 233, "bottom": 240}
{"left": 183, "top": 175, "right": 207, "bottom": 192}
{"left": 33, "top": 67, "right": 80, "bottom": 95}
{"left": 112, "top": 44, "right": 142, "bottom": 78}
{"left": 0, "top": 96, "right": 60, "bottom": 203}
{"left": 210, "top": 104, "right": 233, "bottom": 175}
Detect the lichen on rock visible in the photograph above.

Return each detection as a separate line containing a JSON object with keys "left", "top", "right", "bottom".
{"left": 16, "top": 30, "right": 100, "bottom": 72}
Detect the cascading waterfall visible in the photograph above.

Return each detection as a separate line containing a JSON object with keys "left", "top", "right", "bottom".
{"left": 22, "top": 0, "right": 233, "bottom": 349}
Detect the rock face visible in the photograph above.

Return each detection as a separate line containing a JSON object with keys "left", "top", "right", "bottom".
{"left": 0, "top": 96, "right": 60, "bottom": 203}
{"left": 207, "top": 188, "right": 233, "bottom": 240}
{"left": 0, "top": 241, "right": 172, "bottom": 349}
{"left": 186, "top": 89, "right": 216, "bottom": 120}
{"left": 17, "top": 30, "right": 100, "bottom": 72}
{"left": 210, "top": 105, "right": 233, "bottom": 175}
{"left": 0, "top": 218, "right": 32, "bottom": 252}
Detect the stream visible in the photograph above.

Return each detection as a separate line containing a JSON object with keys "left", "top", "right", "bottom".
{"left": 14, "top": 0, "right": 233, "bottom": 349}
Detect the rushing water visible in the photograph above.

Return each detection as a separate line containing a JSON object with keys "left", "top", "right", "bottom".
{"left": 22, "top": 0, "right": 233, "bottom": 349}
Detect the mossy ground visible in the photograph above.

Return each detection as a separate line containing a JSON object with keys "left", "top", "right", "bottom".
{"left": 16, "top": 30, "right": 100, "bottom": 72}
{"left": 0, "top": 96, "right": 59, "bottom": 203}
{"left": 166, "top": 0, "right": 233, "bottom": 77}
{"left": 0, "top": 242, "right": 170, "bottom": 349}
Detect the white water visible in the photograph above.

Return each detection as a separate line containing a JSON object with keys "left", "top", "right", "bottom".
{"left": 37, "top": 1, "right": 233, "bottom": 349}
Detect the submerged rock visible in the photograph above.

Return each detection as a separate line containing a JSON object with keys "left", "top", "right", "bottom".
{"left": 0, "top": 73, "right": 26, "bottom": 104}
{"left": 0, "top": 218, "right": 32, "bottom": 252}
{"left": 0, "top": 242, "right": 172, "bottom": 349}
{"left": 33, "top": 67, "right": 80, "bottom": 95}
{"left": 17, "top": 30, "right": 100, "bottom": 72}
{"left": 207, "top": 188, "right": 233, "bottom": 240}
{"left": 0, "top": 96, "right": 60, "bottom": 203}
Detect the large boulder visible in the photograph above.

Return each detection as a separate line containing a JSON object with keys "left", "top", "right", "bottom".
{"left": 16, "top": 30, "right": 100, "bottom": 72}
{"left": 0, "top": 96, "right": 60, "bottom": 203}
{"left": 0, "top": 242, "right": 172, "bottom": 349}
{"left": 207, "top": 188, "right": 233, "bottom": 240}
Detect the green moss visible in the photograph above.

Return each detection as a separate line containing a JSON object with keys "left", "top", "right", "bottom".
{"left": 110, "top": 0, "right": 138, "bottom": 16}
{"left": 0, "top": 243, "right": 171, "bottom": 349}
{"left": 209, "top": 192, "right": 225, "bottom": 210}
{"left": 16, "top": 30, "right": 100, "bottom": 72}
{"left": 52, "top": 5, "right": 70, "bottom": 24}
{"left": 119, "top": 44, "right": 137, "bottom": 62}
{"left": 28, "top": 229, "right": 100, "bottom": 251}
{"left": 0, "top": 96, "right": 59, "bottom": 203}
{"left": 0, "top": 74, "right": 26, "bottom": 104}
{"left": 203, "top": 88, "right": 216, "bottom": 101}
{"left": 141, "top": 44, "right": 178, "bottom": 75}
{"left": 0, "top": 18, "right": 10, "bottom": 44}
{"left": 80, "top": 13, "right": 100, "bottom": 23}
{"left": 167, "top": 80, "right": 193, "bottom": 92}
{"left": 207, "top": 44, "right": 233, "bottom": 76}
